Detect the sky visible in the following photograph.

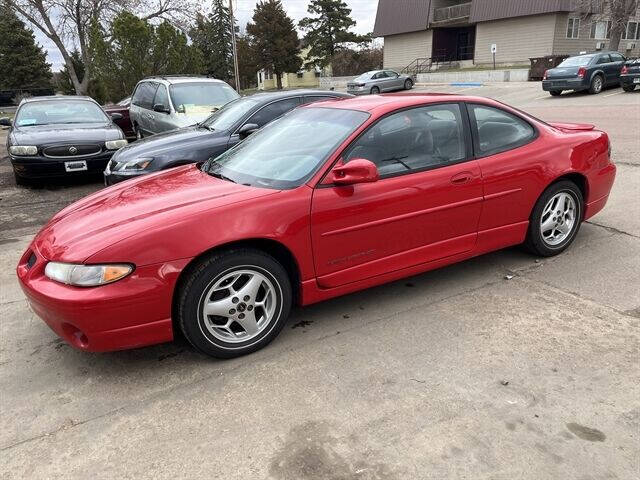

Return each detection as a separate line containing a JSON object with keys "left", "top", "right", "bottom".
{"left": 31, "top": 0, "right": 380, "bottom": 72}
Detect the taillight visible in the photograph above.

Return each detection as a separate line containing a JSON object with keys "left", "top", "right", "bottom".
{"left": 621, "top": 65, "right": 628, "bottom": 74}
{"left": 577, "top": 67, "right": 586, "bottom": 79}
{"left": 543, "top": 70, "right": 548, "bottom": 80}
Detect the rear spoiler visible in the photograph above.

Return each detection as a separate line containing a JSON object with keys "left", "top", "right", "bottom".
{"left": 549, "top": 122, "right": 595, "bottom": 131}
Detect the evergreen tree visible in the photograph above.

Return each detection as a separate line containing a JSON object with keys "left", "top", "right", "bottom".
{"left": 191, "top": 0, "right": 234, "bottom": 82}
{"left": 236, "top": 35, "right": 259, "bottom": 90}
{"left": 56, "top": 50, "right": 85, "bottom": 95}
{"left": 298, "top": 0, "right": 364, "bottom": 68}
{"left": 246, "top": 0, "right": 301, "bottom": 89}
{"left": 0, "top": 4, "right": 52, "bottom": 90}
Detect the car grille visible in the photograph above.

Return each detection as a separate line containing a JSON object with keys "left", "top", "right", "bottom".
{"left": 43, "top": 144, "right": 102, "bottom": 158}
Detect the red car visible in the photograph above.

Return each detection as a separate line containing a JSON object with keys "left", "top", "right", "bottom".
{"left": 17, "top": 94, "right": 616, "bottom": 358}
{"left": 103, "top": 97, "right": 135, "bottom": 139}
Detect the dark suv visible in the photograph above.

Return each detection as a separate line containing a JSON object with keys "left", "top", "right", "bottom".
{"left": 104, "top": 89, "right": 352, "bottom": 185}
{"left": 542, "top": 51, "right": 626, "bottom": 96}
{"left": 620, "top": 58, "right": 640, "bottom": 92}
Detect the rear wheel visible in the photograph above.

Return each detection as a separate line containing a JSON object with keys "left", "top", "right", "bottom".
{"left": 404, "top": 79, "right": 413, "bottom": 90}
{"left": 589, "top": 74, "right": 604, "bottom": 94}
{"left": 622, "top": 84, "right": 636, "bottom": 92}
{"left": 524, "top": 181, "right": 583, "bottom": 257}
{"left": 549, "top": 90, "right": 562, "bottom": 96}
{"left": 177, "top": 248, "right": 292, "bottom": 359}
{"left": 370, "top": 86, "right": 380, "bottom": 95}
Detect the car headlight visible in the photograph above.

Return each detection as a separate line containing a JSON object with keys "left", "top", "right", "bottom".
{"left": 9, "top": 145, "right": 38, "bottom": 156}
{"left": 44, "top": 262, "right": 133, "bottom": 287}
{"left": 105, "top": 139, "right": 128, "bottom": 150}
{"left": 112, "top": 157, "right": 153, "bottom": 173}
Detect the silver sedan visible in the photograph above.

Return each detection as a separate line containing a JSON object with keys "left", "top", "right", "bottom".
{"left": 346, "top": 70, "right": 414, "bottom": 95}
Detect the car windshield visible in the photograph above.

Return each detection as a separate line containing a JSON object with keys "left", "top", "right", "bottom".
{"left": 203, "top": 107, "right": 369, "bottom": 189}
{"left": 169, "top": 82, "right": 239, "bottom": 115}
{"left": 353, "top": 72, "right": 375, "bottom": 82}
{"left": 200, "top": 97, "right": 260, "bottom": 131}
{"left": 558, "top": 56, "right": 594, "bottom": 67}
{"left": 14, "top": 100, "right": 109, "bottom": 127}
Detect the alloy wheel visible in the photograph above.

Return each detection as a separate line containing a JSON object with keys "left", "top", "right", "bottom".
{"left": 540, "top": 192, "right": 577, "bottom": 246}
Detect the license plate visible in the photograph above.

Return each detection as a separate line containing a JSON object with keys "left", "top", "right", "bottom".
{"left": 64, "top": 160, "right": 87, "bottom": 172}
{"left": 634, "top": 78, "right": 640, "bottom": 84}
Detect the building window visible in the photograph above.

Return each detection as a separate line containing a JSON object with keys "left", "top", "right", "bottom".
{"left": 567, "top": 18, "right": 580, "bottom": 39}
{"left": 297, "top": 71, "right": 304, "bottom": 78}
{"left": 622, "top": 21, "right": 638, "bottom": 40}
{"left": 590, "top": 20, "right": 610, "bottom": 40}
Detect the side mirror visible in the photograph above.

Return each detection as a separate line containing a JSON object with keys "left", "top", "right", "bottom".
{"left": 238, "top": 123, "right": 259, "bottom": 138}
{"left": 153, "top": 104, "right": 170, "bottom": 114}
{"left": 109, "top": 112, "right": 123, "bottom": 121}
{"left": 0, "top": 117, "right": 12, "bottom": 127}
{"left": 327, "top": 159, "right": 379, "bottom": 186}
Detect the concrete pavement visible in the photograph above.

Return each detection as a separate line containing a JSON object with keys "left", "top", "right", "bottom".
{"left": 1, "top": 82, "right": 638, "bottom": 479}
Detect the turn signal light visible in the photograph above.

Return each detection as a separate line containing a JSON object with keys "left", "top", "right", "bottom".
{"left": 621, "top": 65, "right": 628, "bottom": 74}
{"left": 543, "top": 70, "right": 548, "bottom": 80}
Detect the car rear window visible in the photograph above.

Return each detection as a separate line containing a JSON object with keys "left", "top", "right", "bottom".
{"left": 558, "top": 56, "right": 594, "bottom": 67}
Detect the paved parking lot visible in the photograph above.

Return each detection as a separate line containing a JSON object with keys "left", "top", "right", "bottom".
{"left": 1, "top": 82, "right": 639, "bottom": 479}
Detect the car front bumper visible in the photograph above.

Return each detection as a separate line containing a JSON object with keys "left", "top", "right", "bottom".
{"left": 16, "top": 245, "right": 190, "bottom": 352}
{"left": 10, "top": 152, "right": 116, "bottom": 179}
{"left": 620, "top": 73, "right": 640, "bottom": 86}
{"left": 542, "top": 79, "right": 588, "bottom": 91}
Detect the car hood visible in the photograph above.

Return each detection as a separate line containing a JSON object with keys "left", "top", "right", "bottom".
{"left": 11, "top": 123, "right": 122, "bottom": 145}
{"left": 33, "top": 165, "right": 278, "bottom": 263}
{"left": 112, "top": 125, "right": 227, "bottom": 162}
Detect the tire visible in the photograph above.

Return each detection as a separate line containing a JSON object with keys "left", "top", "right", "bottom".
{"left": 549, "top": 90, "right": 562, "bottom": 96}
{"left": 588, "top": 74, "right": 604, "bottom": 94}
{"left": 524, "top": 180, "right": 583, "bottom": 257}
{"left": 404, "top": 79, "right": 413, "bottom": 90}
{"left": 177, "top": 248, "right": 292, "bottom": 359}
{"left": 370, "top": 86, "right": 380, "bottom": 95}
{"left": 622, "top": 84, "right": 636, "bottom": 92}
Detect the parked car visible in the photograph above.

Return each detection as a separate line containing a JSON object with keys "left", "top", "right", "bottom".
{"left": 103, "top": 96, "right": 135, "bottom": 139}
{"left": 104, "top": 89, "right": 352, "bottom": 185}
{"left": 1, "top": 96, "right": 127, "bottom": 185}
{"left": 542, "top": 51, "right": 626, "bottom": 96}
{"left": 129, "top": 76, "right": 239, "bottom": 139}
{"left": 17, "top": 94, "right": 615, "bottom": 358}
{"left": 347, "top": 70, "right": 413, "bottom": 95}
{"left": 620, "top": 58, "right": 640, "bottom": 92}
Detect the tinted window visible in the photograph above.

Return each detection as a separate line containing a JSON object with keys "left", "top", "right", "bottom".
{"left": 132, "top": 82, "right": 158, "bottom": 109}
{"left": 202, "top": 97, "right": 260, "bottom": 131}
{"left": 302, "top": 96, "right": 334, "bottom": 104}
{"left": 15, "top": 100, "right": 109, "bottom": 126}
{"left": 246, "top": 98, "right": 300, "bottom": 127}
{"left": 558, "top": 55, "right": 594, "bottom": 67}
{"left": 469, "top": 104, "right": 535, "bottom": 156}
{"left": 596, "top": 54, "right": 611, "bottom": 64}
{"left": 344, "top": 104, "right": 467, "bottom": 177}
{"left": 610, "top": 53, "right": 625, "bottom": 62}
{"left": 153, "top": 85, "right": 170, "bottom": 109}
{"left": 204, "top": 107, "right": 369, "bottom": 189}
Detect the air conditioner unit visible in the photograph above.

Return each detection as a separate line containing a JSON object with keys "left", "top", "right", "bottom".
{"left": 595, "top": 41, "right": 605, "bottom": 50}
{"left": 627, "top": 42, "right": 637, "bottom": 50}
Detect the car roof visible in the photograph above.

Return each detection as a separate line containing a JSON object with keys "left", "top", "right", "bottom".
{"left": 245, "top": 89, "right": 351, "bottom": 102}
{"left": 304, "top": 92, "right": 497, "bottom": 114}
{"left": 140, "top": 76, "right": 227, "bottom": 85}
{"left": 20, "top": 95, "right": 96, "bottom": 104}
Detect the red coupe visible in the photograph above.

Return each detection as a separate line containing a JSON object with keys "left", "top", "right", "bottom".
{"left": 17, "top": 94, "right": 616, "bottom": 358}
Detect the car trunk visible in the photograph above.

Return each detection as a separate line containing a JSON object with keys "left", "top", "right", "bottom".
{"left": 547, "top": 67, "right": 581, "bottom": 79}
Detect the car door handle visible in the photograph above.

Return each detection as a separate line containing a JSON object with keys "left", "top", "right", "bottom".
{"left": 450, "top": 172, "right": 473, "bottom": 185}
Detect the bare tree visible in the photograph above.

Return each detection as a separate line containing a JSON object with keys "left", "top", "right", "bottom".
{"left": 577, "top": 0, "right": 639, "bottom": 51}
{"left": 4, "top": 0, "right": 196, "bottom": 95}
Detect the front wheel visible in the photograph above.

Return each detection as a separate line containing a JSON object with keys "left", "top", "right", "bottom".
{"left": 589, "top": 75, "right": 604, "bottom": 94}
{"left": 622, "top": 84, "right": 636, "bottom": 92}
{"left": 524, "top": 181, "right": 583, "bottom": 257}
{"left": 370, "top": 86, "right": 380, "bottom": 95}
{"left": 177, "top": 249, "right": 292, "bottom": 359}
{"left": 404, "top": 79, "right": 413, "bottom": 90}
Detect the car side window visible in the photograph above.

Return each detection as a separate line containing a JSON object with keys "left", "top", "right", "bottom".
{"left": 132, "top": 82, "right": 158, "bottom": 110}
{"left": 302, "top": 96, "right": 333, "bottom": 104}
{"left": 153, "top": 85, "right": 170, "bottom": 110}
{"left": 596, "top": 54, "right": 611, "bottom": 64}
{"left": 385, "top": 70, "right": 398, "bottom": 78}
{"left": 468, "top": 104, "right": 536, "bottom": 156}
{"left": 610, "top": 53, "right": 625, "bottom": 62}
{"left": 246, "top": 97, "right": 300, "bottom": 127}
{"left": 343, "top": 103, "right": 468, "bottom": 178}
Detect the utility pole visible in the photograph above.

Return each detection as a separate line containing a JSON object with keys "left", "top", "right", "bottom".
{"left": 229, "top": 0, "right": 241, "bottom": 91}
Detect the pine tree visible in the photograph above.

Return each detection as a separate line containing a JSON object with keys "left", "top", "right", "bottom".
{"left": 191, "top": 0, "right": 234, "bottom": 82}
{"left": 0, "top": 4, "right": 52, "bottom": 90}
{"left": 298, "top": 0, "right": 365, "bottom": 68}
{"left": 246, "top": 0, "right": 302, "bottom": 89}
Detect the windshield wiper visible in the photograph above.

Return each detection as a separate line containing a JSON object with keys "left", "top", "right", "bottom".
{"left": 209, "top": 171, "right": 236, "bottom": 183}
{"left": 196, "top": 123, "right": 214, "bottom": 131}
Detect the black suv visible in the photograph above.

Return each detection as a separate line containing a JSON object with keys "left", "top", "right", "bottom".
{"left": 104, "top": 89, "right": 352, "bottom": 185}
{"left": 542, "top": 51, "right": 626, "bottom": 96}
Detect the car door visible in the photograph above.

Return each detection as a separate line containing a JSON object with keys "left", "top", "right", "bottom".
{"left": 609, "top": 52, "right": 626, "bottom": 84}
{"left": 134, "top": 82, "right": 159, "bottom": 136}
{"left": 310, "top": 102, "right": 483, "bottom": 288}
{"left": 595, "top": 54, "right": 613, "bottom": 84}
{"left": 385, "top": 70, "right": 403, "bottom": 90}
{"left": 227, "top": 97, "right": 301, "bottom": 149}
{"left": 466, "top": 103, "right": 541, "bottom": 250}
{"left": 150, "top": 84, "right": 173, "bottom": 134}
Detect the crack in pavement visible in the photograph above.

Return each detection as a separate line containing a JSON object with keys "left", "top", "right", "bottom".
{"left": 585, "top": 220, "right": 640, "bottom": 239}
